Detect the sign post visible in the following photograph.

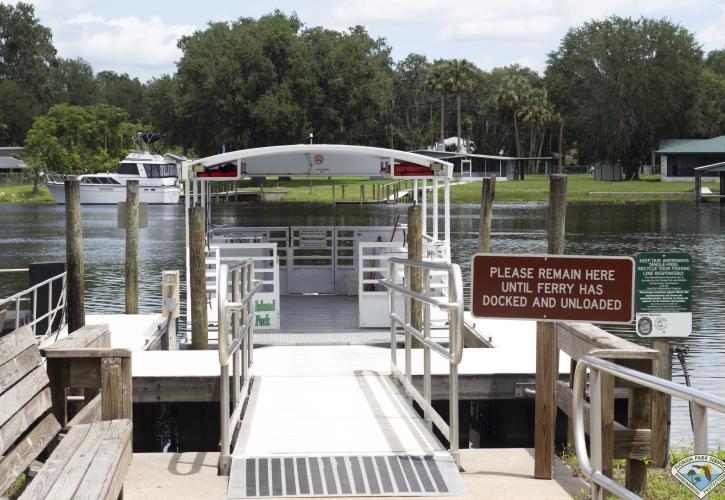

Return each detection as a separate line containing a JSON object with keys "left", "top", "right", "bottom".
{"left": 634, "top": 252, "right": 693, "bottom": 468}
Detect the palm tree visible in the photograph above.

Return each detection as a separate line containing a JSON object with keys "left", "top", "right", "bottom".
{"left": 518, "top": 88, "right": 556, "bottom": 173}
{"left": 426, "top": 60, "right": 450, "bottom": 145}
{"left": 496, "top": 74, "right": 530, "bottom": 158}
{"left": 446, "top": 59, "right": 478, "bottom": 153}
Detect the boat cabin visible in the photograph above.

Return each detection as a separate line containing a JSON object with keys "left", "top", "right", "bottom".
{"left": 181, "top": 144, "right": 453, "bottom": 334}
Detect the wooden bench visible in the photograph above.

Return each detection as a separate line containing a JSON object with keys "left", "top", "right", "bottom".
{"left": 0, "top": 324, "right": 132, "bottom": 499}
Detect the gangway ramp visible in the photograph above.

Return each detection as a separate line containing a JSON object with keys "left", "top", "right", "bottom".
{"left": 227, "top": 345, "right": 466, "bottom": 498}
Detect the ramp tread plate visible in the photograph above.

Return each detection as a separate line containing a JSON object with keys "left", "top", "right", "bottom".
{"left": 228, "top": 454, "right": 465, "bottom": 498}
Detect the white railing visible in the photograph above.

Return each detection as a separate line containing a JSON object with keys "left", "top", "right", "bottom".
{"left": 217, "top": 259, "right": 261, "bottom": 474}
{"left": 0, "top": 270, "right": 67, "bottom": 337}
{"left": 573, "top": 354, "right": 725, "bottom": 500}
{"left": 379, "top": 257, "right": 464, "bottom": 467}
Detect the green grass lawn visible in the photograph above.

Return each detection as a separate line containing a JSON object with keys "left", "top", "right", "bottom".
{"left": 0, "top": 184, "right": 54, "bottom": 203}
{"left": 448, "top": 174, "right": 719, "bottom": 203}
{"left": 231, "top": 177, "right": 412, "bottom": 203}
{"left": 562, "top": 446, "right": 725, "bottom": 500}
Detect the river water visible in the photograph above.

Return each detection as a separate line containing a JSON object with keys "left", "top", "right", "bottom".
{"left": 1, "top": 200, "right": 723, "bottom": 448}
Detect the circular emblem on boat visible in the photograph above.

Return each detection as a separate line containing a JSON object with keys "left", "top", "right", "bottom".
{"left": 637, "top": 316, "right": 652, "bottom": 336}
{"left": 313, "top": 154, "right": 324, "bottom": 165}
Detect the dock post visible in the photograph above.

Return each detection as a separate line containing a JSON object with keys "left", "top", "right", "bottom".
{"left": 65, "top": 180, "right": 85, "bottom": 333}
{"left": 341, "top": 184, "right": 345, "bottom": 200}
{"left": 478, "top": 175, "right": 496, "bottom": 253}
{"left": 407, "top": 204, "right": 423, "bottom": 347}
{"left": 360, "top": 185, "right": 364, "bottom": 205}
{"left": 534, "top": 173, "right": 567, "bottom": 479}
{"left": 189, "top": 206, "right": 208, "bottom": 350}
{"left": 332, "top": 184, "right": 336, "bottom": 205}
{"left": 694, "top": 172, "right": 701, "bottom": 205}
{"left": 125, "top": 180, "right": 139, "bottom": 314}
{"left": 650, "top": 338, "right": 670, "bottom": 467}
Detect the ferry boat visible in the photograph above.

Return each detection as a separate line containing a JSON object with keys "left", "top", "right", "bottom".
{"left": 44, "top": 133, "right": 184, "bottom": 205}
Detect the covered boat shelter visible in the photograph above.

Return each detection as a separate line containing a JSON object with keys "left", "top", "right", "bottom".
{"left": 694, "top": 161, "right": 725, "bottom": 204}
{"left": 181, "top": 144, "right": 453, "bottom": 334}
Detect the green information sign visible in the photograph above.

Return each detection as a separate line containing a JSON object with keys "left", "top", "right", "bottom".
{"left": 635, "top": 252, "right": 692, "bottom": 337}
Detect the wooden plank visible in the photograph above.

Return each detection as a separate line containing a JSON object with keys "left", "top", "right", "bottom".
{"left": 556, "top": 381, "right": 651, "bottom": 459}
{"left": 0, "top": 326, "right": 35, "bottom": 367}
{"left": 556, "top": 322, "right": 658, "bottom": 361}
{"left": 121, "top": 357, "right": 133, "bottom": 422}
{"left": 46, "top": 358, "right": 69, "bottom": 426}
{"left": 17, "top": 423, "right": 92, "bottom": 499}
{"left": 0, "top": 414, "right": 60, "bottom": 495}
{"left": 650, "top": 338, "right": 670, "bottom": 468}
{"left": 133, "top": 376, "right": 220, "bottom": 403}
{"left": 0, "top": 388, "right": 51, "bottom": 455}
{"left": 72, "top": 420, "right": 132, "bottom": 500}
{"left": 625, "top": 386, "right": 650, "bottom": 494}
{"left": 68, "top": 358, "right": 101, "bottom": 387}
{"left": 101, "top": 358, "right": 123, "bottom": 421}
{"left": 43, "top": 347, "right": 131, "bottom": 359}
{"left": 534, "top": 321, "right": 557, "bottom": 479}
{"left": 41, "top": 324, "right": 110, "bottom": 351}
{"left": 0, "top": 345, "right": 42, "bottom": 393}
{"left": 43, "top": 422, "right": 110, "bottom": 500}
{"left": 66, "top": 393, "right": 102, "bottom": 428}
{"left": 601, "top": 373, "right": 615, "bottom": 477}
{"left": 0, "top": 365, "right": 49, "bottom": 428}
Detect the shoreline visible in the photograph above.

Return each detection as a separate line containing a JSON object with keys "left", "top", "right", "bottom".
{"left": 1, "top": 175, "right": 718, "bottom": 205}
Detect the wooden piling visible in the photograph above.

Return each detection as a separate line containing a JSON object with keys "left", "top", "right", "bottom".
{"left": 478, "top": 175, "right": 496, "bottom": 253}
{"left": 651, "top": 338, "right": 671, "bottom": 467}
{"left": 332, "top": 184, "right": 336, "bottom": 205}
{"left": 65, "top": 180, "right": 85, "bottom": 333}
{"left": 694, "top": 173, "right": 701, "bottom": 205}
{"left": 360, "top": 185, "right": 365, "bottom": 205}
{"left": 407, "top": 205, "right": 423, "bottom": 339}
{"left": 125, "top": 180, "right": 139, "bottom": 314}
{"left": 534, "top": 173, "right": 567, "bottom": 479}
{"left": 626, "top": 380, "right": 651, "bottom": 495}
{"left": 341, "top": 184, "right": 346, "bottom": 200}
{"left": 189, "top": 206, "right": 208, "bottom": 350}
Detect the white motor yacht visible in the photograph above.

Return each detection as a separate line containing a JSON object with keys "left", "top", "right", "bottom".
{"left": 45, "top": 134, "right": 184, "bottom": 205}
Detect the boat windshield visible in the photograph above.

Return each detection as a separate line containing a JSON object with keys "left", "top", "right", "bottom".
{"left": 143, "top": 163, "right": 177, "bottom": 178}
{"left": 117, "top": 163, "right": 140, "bottom": 175}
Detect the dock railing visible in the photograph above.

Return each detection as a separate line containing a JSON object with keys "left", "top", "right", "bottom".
{"left": 217, "top": 259, "right": 262, "bottom": 474}
{"left": 380, "top": 257, "right": 464, "bottom": 467}
{"left": 573, "top": 354, "right": 725, "bottom": 500}
{"left": 0, "top": 269, "right": 67, "bottom": 337}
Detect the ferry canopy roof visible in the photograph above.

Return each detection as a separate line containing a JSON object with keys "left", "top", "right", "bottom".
{"left": 183, "top": 144, "right": 453, "bottom": 179}
{"left": 695, "top": 161, "right": 725, "bottom": 172}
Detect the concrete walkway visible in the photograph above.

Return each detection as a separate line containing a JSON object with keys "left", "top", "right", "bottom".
{"left": 125, "top": 449, "right": 586, "bottom": 499}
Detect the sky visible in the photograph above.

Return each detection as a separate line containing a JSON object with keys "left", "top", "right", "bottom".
{"left": 25, "top": 0, "right": 725, "bottom": 82}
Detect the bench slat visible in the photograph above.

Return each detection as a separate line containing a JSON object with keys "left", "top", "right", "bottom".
{"left": 43, "top": 421, "right": 110, "bottom": 500}
{"left": 0, "top": 388, "right": 52, "bottom": 456}
{"left": 0, "top": 346, "right": 43, "bottom": 394}
{"left": 72, "top": 420, "right": 132, "bottom": 500}
{"left": 17, "top": 422, "right": 93, "bottom": 499}
{"left": 0, "top": 365, "right": 50, "bottom": 428}
{"left": 0, "top": 326, "right": 35, "bottom": 367}
{"left": 0, "top": 414, "right": 60, "bottom": 495}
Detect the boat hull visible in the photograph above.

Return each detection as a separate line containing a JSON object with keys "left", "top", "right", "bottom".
{"left": 45, "top": 182, "right": 180, "bottom": 205}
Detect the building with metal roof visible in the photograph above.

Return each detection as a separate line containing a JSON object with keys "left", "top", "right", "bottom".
{"left": 657, "top": 136, "right": 725, "bottom": 181}
{"left": 411, "top": 150, "right": 554, "bottom": 180}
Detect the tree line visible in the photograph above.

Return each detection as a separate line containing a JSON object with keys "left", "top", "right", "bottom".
{"left": 1, "top": 4, "right": 722, "bottom": 180}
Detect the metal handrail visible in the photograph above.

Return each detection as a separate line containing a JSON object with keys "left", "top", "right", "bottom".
{"left": 0, "top": 271, "right": 67, "bottom": 337}
{"left": 379, "top": 257, "right": 464, "bottom": 467}
{"left": 573, "top": 354, "right": 725, "bottom": 500}
{"left": 217, "top": 259, "right": 261, "bottom": 474}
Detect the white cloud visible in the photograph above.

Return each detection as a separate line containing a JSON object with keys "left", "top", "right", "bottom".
{"left": 66, "top": 12, "right": 103, "bottom": 25}
{"left": 696, "top": 4, "right": 725, "bottom": 52}
{"left": 54, "top": 14, "right": 195, "bottom": 79}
